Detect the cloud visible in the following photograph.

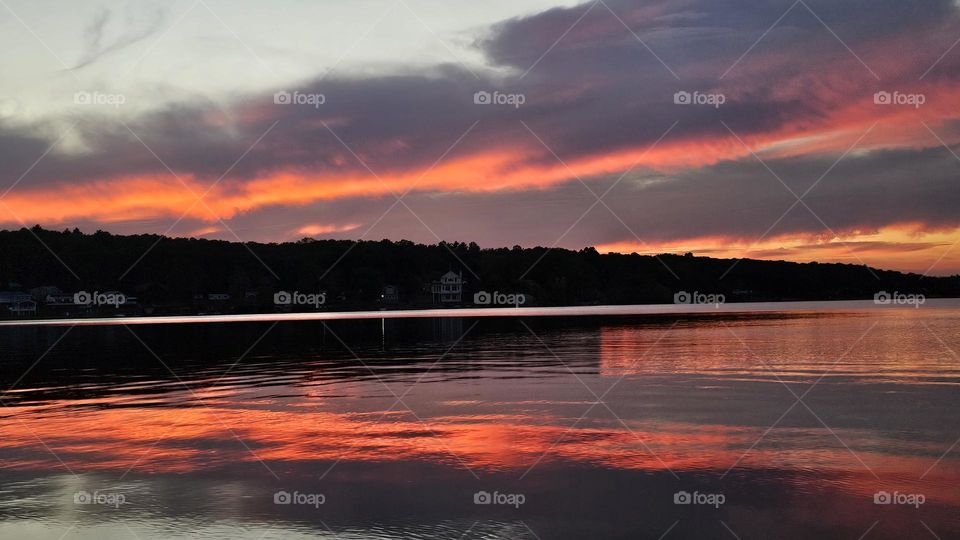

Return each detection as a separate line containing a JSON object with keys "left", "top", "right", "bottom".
{"left": 0, "top": 0, "right": 959, "bottom": 272}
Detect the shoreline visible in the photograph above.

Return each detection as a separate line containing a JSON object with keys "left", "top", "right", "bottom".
{"left": 0, "top": 298, "right": 956, "bottom": 327}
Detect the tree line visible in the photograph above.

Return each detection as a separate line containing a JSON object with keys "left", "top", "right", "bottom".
{"left": 0, "top": 226, "right": 956, "bottom": 312}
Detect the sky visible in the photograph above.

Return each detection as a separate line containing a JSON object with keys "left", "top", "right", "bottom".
{"left": 0, "top": 0, "right": 959, "bottom": 275}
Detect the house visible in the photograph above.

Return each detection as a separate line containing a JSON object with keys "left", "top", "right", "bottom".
{"left": 8, "top": 299, "right": 37, "bottom": 316}
{"left": 431, "top": 271, "right": 464, "bottom": 303}
{"left": 0, "top": 291, "right": 32, "bottom": 306}
{"left": 380, "top": 285, "right": 399, "bottom": 304}
{"left": 1, "top": 291, "right": 37, "bottom": 316}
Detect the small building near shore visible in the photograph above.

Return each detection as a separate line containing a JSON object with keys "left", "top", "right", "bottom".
{"left": 380, "top": 285, "right": 399, "bottom": 304}
{"left": 430, "top": 271, "right": 464, "bottom": 304}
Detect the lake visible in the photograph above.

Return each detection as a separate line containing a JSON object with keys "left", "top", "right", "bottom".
{"left": 0, "top": 301, "right": 958, "bottom": 539}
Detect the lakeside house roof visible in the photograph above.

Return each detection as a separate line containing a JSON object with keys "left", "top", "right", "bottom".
{"left": 440, "top": 270, "right": 462, "bottom": 282}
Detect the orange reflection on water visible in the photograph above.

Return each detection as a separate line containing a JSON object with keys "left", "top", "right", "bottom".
{"left": 0, "top": 388, "right": 953, "bottom": 490}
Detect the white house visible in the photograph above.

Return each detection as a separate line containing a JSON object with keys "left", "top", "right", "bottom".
{"left": 431, "top": 271, "right": 464, "bottom": 303}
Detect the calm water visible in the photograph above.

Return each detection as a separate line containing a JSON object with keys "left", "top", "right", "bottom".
{"left": 0, "top": 302, "right": 958, "bottom": 539}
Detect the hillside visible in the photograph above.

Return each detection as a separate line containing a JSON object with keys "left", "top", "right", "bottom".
{"left": 0, "top": 226, "right": 956, "bottom": 316}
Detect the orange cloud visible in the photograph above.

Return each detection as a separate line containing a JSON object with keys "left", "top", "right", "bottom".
{"left": 596, "top": 225, "right": 960, "bottom": 275}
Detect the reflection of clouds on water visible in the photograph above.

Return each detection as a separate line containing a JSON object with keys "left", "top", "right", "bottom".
{"left": 0, "top": 310, "right": 959, "bottom": 538}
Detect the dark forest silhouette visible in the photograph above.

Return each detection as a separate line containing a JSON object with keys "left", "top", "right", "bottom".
{"left": 0, "top": 226, "right": 956, "bottom": 317}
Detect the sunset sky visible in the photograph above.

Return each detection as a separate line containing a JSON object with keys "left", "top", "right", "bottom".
{"left": 1, "top": 0, "right": 959, "bottom": 274}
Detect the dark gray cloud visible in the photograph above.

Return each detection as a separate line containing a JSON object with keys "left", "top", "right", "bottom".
{"left": 0, "top": 0, "right": 959, "bottom": 268}
{"left": 92, "top": 143, "right": 959, "bottom": 262}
